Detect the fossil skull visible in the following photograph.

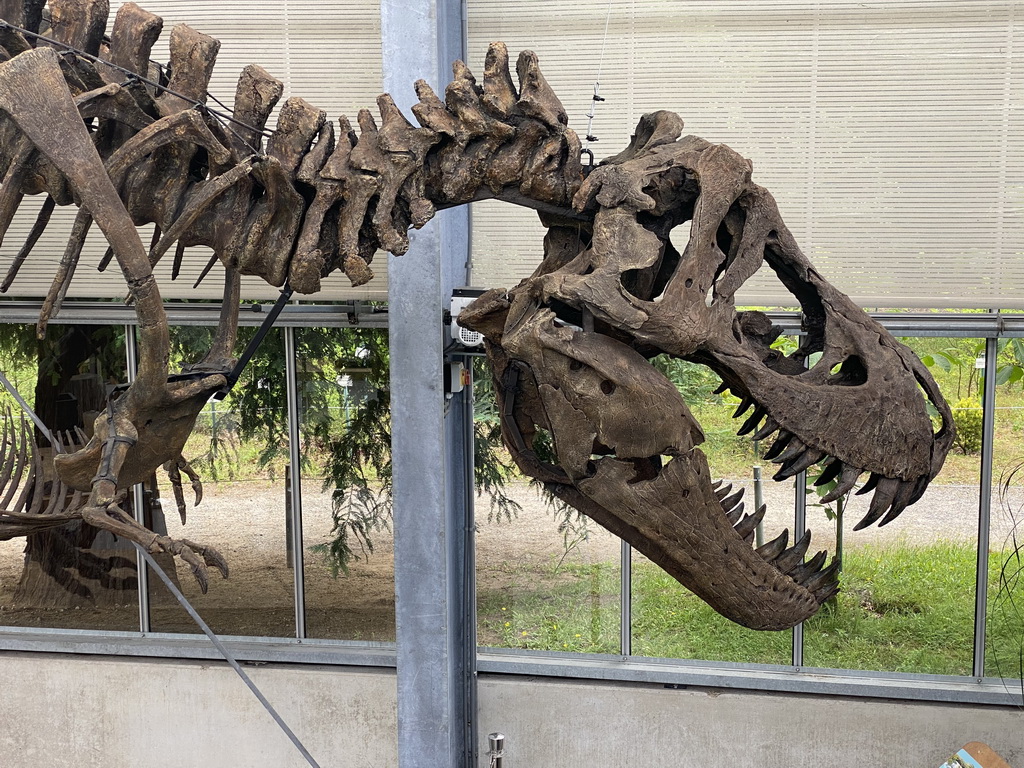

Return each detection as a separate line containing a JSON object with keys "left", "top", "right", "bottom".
{"left": 462, "top": 111, "right": 954, "bottom": 630}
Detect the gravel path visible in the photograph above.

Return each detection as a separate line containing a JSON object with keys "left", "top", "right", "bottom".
{"left": 0, "top": 473, "right": 1019, "bottom": 637}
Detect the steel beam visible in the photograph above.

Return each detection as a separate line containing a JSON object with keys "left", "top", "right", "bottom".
{"left": 973, "top": 337, "right": 997, "bottom": 678}
{"left": 381, "top": 0, "right": 473, "bottom": 765}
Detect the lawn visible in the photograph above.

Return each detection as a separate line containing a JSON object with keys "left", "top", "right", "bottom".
{"left": 478, "top": 542, "right": 1024, "bottom": 679}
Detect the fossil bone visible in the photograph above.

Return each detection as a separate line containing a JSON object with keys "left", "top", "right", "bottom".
{"left": 0, "top": 0, "right": 953, "bottom": 629}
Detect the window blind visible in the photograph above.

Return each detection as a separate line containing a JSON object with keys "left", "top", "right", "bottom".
{"left": 1, "top": 0, "right": 385, "bottom": 303}
{"left": 467, "top": 0, "right": 1024, "bottom": 310}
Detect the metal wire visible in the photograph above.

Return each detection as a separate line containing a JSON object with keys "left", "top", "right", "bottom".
{"left": 0, "top": 20, "right": 273, "bottom": 147}
{"left": 583, "top": 0, "right": 614, "bottom": 145}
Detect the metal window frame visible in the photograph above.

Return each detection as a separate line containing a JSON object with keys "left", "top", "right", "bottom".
{"left": 1, "top": 304, "right": 1022, "bottom": 710}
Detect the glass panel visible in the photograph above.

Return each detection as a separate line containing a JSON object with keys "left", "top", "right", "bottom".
{"left": 297, "top": 326, "right": 395, "bottom": 642}
{"left": 803, "top": 336, "right": 979, "bottom": 675}
{"left": 628, "top": 358, "right": 792, "bottom": 665}
{"left": 0, "top": 321, "right": 138, "bottom": 632}
{"left": 987, "top": 350, "right": 1024, "bottom": 679}
{"left": 630, "top": 466, "right": 793, "bottom": 666}
{"left": 147, "top": 325, "right": 294, "bottom": 637}
{"left": 476, "top": 481, "right": 621, "bottom": 654}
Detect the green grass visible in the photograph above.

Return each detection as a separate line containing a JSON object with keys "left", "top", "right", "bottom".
{"left": 478, "top": 542, "right": 1024, "bottom": 679}
{"left": 477, "top": 562, "right": 621, "bottom": 654}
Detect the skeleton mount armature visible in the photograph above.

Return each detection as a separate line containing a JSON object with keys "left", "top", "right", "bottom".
{"left": 0, "top": 0, "right": 953, "bottom": 628}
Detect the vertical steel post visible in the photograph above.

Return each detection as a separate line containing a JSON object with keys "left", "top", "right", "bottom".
{"left": 460, "top": 355, "right": 479, "bottom": 762}
{"left": 124, "top": 324, "right": 150, "bottom": 633}
{"left": 382, "top": 0, "right": 473, "bottom": 764}
{"left": 284, "top": 326, "right": 307, "bottom": 639}
{"left": 792, "top": 473, "right": 806, "bottom": 668}
{"left": 753, "top": 464, "right": 764, "bottom": 549}
{"left": 973, "top": 337, "right": 997, "bottom": 679}
{"left": 620, "top": 540, "right": 631, "bottom": 656}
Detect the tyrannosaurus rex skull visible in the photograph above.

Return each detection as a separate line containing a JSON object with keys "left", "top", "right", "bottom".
{"left": 462, "top": 111, "right": 954, "bottom": 631}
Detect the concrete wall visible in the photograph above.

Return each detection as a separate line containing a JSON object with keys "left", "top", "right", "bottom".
{"left": 2, "top": 653, "right": 1021, "bottom": 767}
{"left": 477, "top": 676, "right": 1024, "bottom": 767}
{"left": 0, "top": 653, "right": 398, "bottom": 768}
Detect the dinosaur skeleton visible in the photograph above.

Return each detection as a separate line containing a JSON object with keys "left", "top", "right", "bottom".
{"left": 0, "top": 0, "right": 954, "bottom": 629}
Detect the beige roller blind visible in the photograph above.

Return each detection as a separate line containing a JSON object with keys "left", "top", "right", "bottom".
{"left": 467, "top": 0, "right": 1024, "bottom": 310}
{"left": 1, "top": 0, "right": 384, "bottom": 303}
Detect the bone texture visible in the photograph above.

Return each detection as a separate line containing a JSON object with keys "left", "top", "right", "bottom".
{"left": 0, "top": 0, "right": 954, "bottom": 626}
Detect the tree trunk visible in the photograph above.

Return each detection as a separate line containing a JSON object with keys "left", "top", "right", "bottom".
{"left": 13, "top": 326, "right": 179, "bottom": 609}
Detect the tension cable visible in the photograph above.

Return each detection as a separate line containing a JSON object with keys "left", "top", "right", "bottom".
{"left": 582, "top": 0, "right": 614, "bottom": 146}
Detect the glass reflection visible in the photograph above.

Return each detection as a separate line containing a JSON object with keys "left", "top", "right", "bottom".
{"left": 803, "top": 336, "right": 979, "bottom": 675}
{"left": 297, "top": 326, "right": 395, "bottom": 642}
{"left": 0, "top": 322, "right": 137, "bottom": 631}
{"left": 147, "top": 325, "right": 294, "bottom": 637}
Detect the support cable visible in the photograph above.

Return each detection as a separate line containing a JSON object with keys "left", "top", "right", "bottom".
{"left": 134, "top": 542, "right": 322, "bottom": 768}
{"left": 583, "top": 0, "right": 614, "bottom": 145}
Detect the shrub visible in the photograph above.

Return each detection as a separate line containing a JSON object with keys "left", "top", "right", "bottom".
{"left": 951, "top": 398, "right": 982, "bottom": 454}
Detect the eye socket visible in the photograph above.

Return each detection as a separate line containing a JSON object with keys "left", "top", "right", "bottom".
{"left": 600, "top": 380, "right": 617, "bottom": 395}
{"left": 569, "top": 360, "right": 584, "bottom": 371}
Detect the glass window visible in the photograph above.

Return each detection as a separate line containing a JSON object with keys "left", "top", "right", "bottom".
{"left": 297, "top": 326, "right": 396, "bottom": 642}
{"left": 473, "top": 361, "right": 621, "bottom": 654}
{"left": 0, "top": 321, "right": 138, "bottom": 632}
{"left": 802, "top": 336, "right": 979, "bottom": 675}
{"left": 987, "top": 348, "right": 1024, "bottom": 679}
{"left": 147, "top": 325, "right": 295, "bottom": 638}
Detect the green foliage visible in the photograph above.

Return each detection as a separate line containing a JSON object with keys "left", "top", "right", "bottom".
{"left": 950, "top": 398, "right": 983, "bottom": 455}
{"left": 651, "top": 354, "right": 723, "bottom": 403}
{"left": 918, "top": 338, "right": 1024, "bottom": 401}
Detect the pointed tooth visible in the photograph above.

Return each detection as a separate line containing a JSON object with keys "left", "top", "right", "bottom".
{"left": 737, "top": 406, "right": 766, "bottom": 436}
{"left": 751, "top": 417, "right": 779, "bottom": 442}
{"left": 721, "top": 488, "right": 745, "bottom": 512}
{"left": 814, "top": 582, "right": 841, "bottom": 603}
{"left": 774, "top": 448, "right": 826, "bottom": 481}
{"left": 773, "top": 438, "right": 807, "bottom": 465}
{"left": 820, "top": 465, "right": 862, "bottom": 504}
{"left": 756, "top": 529, "right": 789, "bottom": 560}
{"left": 714, "top": 482, "right": 733, "bottom": 502}
{"left": 735, "top": 504, "right": 766, "bottom": 540}
{"left": 762, "top": 430, "right": 794, "bottom": 461}
{"left": 711, "top": 479, "right": 723, "bottom": 491}
{"left": 773, "top": 530, "right": 812, "bottom": 573}
{"left": 713, "top": 382, "right": 729, "bottom": 395}
{"left": 907, "top": 475, "right": 930, "bottom": 506}
{"left": 790, "top": 550, "right": 828, "bottom": 583}
{"left": 802, "top": 557, "right": 842, "bottom": 593}
{"left": 854, "top": 476, "right": 901, "bottom": 530}
{"left": 855, "top": 472, "right": 881, "bottom": 496}
{"left": 732, "top": 397, "right": 754, "bottom": 419}
{"left": 814, "top": 459, "right": 843, "bottom": 487}
{"left": 878, "top": 481, "right": 918, "bottom": 527}
{"left": 725, "top": 502, "right": 745, "bottom": 526}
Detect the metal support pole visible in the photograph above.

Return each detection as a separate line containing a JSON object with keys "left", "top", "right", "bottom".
{"left": 382, "top": 1, "right": 473, "bottom": 764}
{"left": 753, "top": 465, "right": 765, "bottom": 549}
{"left": 620, "top": 540, "right": 631, "bottom": 656}
{"left": 973, "top": 337, "right": 997, "bottom": 679}
{"left": 124, "top": 324, "right": 150, "bottom": 633}
{"left": 792, "top": 473, "right": 807, "bottom": 669}
{"left": 460, "top": 355, "right": 479, "bottom": 763}
{"left": 283, "top": 326, "right": 307, "bottom": 639}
